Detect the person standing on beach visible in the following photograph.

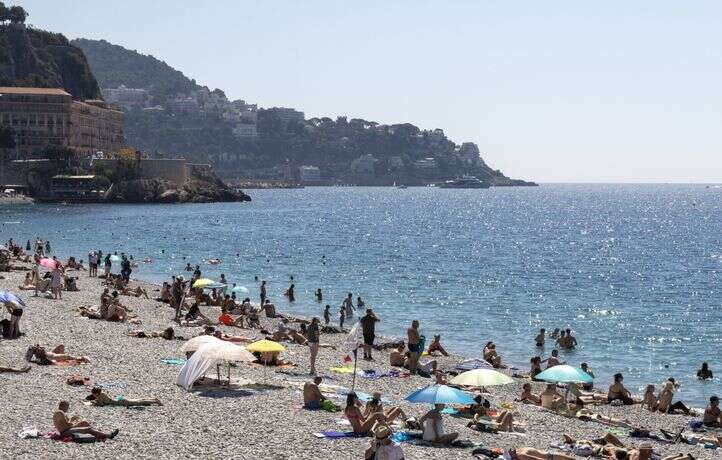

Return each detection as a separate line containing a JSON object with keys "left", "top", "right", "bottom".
{"left": 172, "top": 276, "right": 184, "bottom": 320}
{"left": 343, "top": 293, "right": 355, "bottom": 318}
{"left": 50, "top": 265, "right": 64, "bottom": 300}
{"left": 103, "top": 254, "right": 111, "bottom": 278}
{"left": 407, "top": 320, "right": 421, "bottom": 374}
{"left": 323, "top": 305, "right": 331, "bottom": 325}
{"left": 45, "top": 240, "right": 51, "bottom": 254}
{"left": 339, "top": 306, "right": 345, "bottom": 329}
{"left": 120, "top": 255, "right": 131, "bottom": 283}
{"left": 360, "top": 308, "right": 379, "bottom": 360}
{"left": 260, "top": 280, "right": 267, "bottom": 305}
{"left": 308, "top": 317, "right": 320, "bottom": 374}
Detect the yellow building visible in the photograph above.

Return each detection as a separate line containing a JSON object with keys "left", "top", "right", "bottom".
{"left": 0, "top": 87, "right": 124, "bottom": 159}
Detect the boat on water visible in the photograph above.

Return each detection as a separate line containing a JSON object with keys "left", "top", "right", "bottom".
{"left": 438, "top": 175, "right": 490, "bottom": 189}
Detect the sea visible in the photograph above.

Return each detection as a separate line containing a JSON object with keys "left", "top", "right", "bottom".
{"left": 1, "top": 184, "right": 720, "bottom": 406}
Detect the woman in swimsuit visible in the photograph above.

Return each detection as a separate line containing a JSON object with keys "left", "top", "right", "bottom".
{"left": 345, "top": 392, "right": 385, "bottom": 435}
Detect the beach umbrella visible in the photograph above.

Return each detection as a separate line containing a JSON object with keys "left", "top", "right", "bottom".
{"left": 178, "top": 335, "right": 222, "bottom": 354}
{"left": 246, "top": 339, "right": 286, "bottom": 353}
{"left": 39, "top": 258, "right": 58, "bottom": 269}
{"left": 246, "top": 339, "right": 286, "bottom": 383}
{"left": 192, "top": 278, "right": 220, "bottom": 289}
{"left": 109, "top": 254, "right": 122, "bottom": 262}
{"left": 535, "top": 365, "right": 593, "bottom": 384}
{"left": 405, "top": 384, "right": 476, "bottom": 405}
{"left": 0, "top": 291, "right": 26, "bottom": 307}
{"left": 450, "top": 369, "right": 514, "bottom": 387}
{"left": 201, "top": 342, "right": 255, "bottom": 362}
{"left": 231, "top": 285, "right": 249, "bottom": 294}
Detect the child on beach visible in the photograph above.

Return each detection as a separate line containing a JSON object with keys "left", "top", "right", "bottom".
{"left": 338, "top": 306, "right": 345, "bottom": 329}
{"left": 323, "top": 305, "right": 330, "bottom": 325}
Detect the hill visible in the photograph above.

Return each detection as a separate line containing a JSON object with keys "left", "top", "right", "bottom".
{"left": 72, "top": 38, "right": 201, "bottom": 103}
{"left": 74, "top": 38, "right": 535, "bottom": 186}
{"left": 0, "top": 22, "right": 100, "bottom": 100}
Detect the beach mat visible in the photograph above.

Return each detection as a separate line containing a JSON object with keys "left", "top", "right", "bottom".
{"left": 160, "top": 358, "right": 186, "bottom": 366}
{"left": 313, "top": 430, "right": 361, "bottom": 439}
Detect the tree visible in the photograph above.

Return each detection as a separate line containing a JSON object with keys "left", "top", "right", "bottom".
{"left": 0, "top": 2, "right": 8, "bottom": 23}
{"left": 8, "top": 5, "right": 27, "bottom": 24}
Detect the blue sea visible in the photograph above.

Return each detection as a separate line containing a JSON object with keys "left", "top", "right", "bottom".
{"left": 1, "top": 184, "right": 720, "bottom": 405}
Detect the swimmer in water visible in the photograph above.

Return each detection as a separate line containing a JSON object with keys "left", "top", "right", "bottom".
{"left": 534, "top": 328, "right": 545, "bottom": 347}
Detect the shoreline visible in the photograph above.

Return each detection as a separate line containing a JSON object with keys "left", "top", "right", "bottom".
{"left": 0, "top": 244, "right": 718, "bottom": 458}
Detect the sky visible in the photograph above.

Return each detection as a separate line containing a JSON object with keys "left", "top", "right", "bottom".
{"left": 19, "top": 0, "right": 722, "bottom": 183}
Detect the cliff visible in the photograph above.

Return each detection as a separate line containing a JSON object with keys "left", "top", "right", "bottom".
{"left": 0, "top": 24, "right": 101, "bottom": 100}
{"left": 104, "top": 168, "right": 250, "bottom": 204}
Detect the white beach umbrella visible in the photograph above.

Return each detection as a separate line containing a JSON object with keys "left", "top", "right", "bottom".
{"left": 200, "top": 342, "right": 255, "bottom": 362}
{"left": 178, "top": 335, "right": 222, "bottom": 353}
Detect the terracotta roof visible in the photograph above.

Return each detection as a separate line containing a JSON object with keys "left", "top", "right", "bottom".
{"left": 0, "top": 87, "right": 71, "bottom": 96}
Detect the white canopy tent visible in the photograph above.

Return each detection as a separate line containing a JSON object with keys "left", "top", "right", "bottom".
{"left": 176, "top": 341, "right": 254, "bottom": 391}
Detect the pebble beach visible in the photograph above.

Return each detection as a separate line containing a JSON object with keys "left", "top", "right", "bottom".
{"left": 0, "top": 261, "right": 718, "bottom": 459}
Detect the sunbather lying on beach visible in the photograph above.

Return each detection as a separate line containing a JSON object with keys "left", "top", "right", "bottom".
{"left": 127, "top": 327, "right": 175, "bottom": 340}
{"left": 53, "top": 400, "right": 118, "bottom": 441}
{"left": 467, "top": 409, "right": 516, "bottom": 433}
{"left": 575, "top": 408, "right": 634, "bottom": 429}
{"left": 561, "top": 432, "right": 626, "bottom": 449}
{"left": 364, "top": 391, "right": 406, "bottom": 424}
{"left": 26, "top": 345, "right": 89, "bottom": 365}
{"left": 254, "top": 351, "right": 292, "bottom": 367}
{"left": 86, "top": 387, "right": 161, "bottom": 407}
{"left": 213, "top": 330, "right": 251, "bottom": 343}
{"left": 177, "top": 303, "right": 212, "bottom": 326}
{"left": 459, "top": 394, "right": 491, "bottom": 418}
{"left": 507, "top": 447, "right": 575, "bottom": 460}
{"left": 120, "top": 285, "right": 149, "bottom": 299}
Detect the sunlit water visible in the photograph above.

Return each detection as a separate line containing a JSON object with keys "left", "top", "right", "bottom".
{"left": 1, "top": 184, "right": 720, "bottom": 405}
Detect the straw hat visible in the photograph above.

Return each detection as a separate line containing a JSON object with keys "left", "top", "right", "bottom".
{"left": 374, "top": 425, "right": 391, "bottom": 440}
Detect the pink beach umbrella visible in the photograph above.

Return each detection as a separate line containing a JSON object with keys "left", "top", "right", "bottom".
{"left": 39, "top": 258, "right": 59, "bottom": 269}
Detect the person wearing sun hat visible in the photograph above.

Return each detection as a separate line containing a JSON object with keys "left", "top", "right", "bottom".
{"left": 364, "top": 425, "right": 404, "bottom": 460}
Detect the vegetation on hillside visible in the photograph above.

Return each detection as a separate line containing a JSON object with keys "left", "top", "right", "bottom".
{"left": 0, "top": 5, "right": 101, "bottom": 100}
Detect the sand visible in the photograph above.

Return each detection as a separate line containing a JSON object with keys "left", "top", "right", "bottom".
{"left": 0, "top": 262, "right": 718, "bottom": 459}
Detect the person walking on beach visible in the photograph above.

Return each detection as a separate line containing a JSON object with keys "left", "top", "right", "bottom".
{"left": 308, "top": 317, "right": 320, "bottom": 374}
{"left": 360, "top": 308, "right": 379, "bottom": 360}
{"left": 172, "top": 276, "right": 185, "bottom": 320}
{"left": 260, "top": 280, "right": 267, "bottom": 305}
{"left": 407, "top": 320, "right": 421, "bottom": 374}
{"left": 323, "top": 305, "right": 331, "bottom": 325}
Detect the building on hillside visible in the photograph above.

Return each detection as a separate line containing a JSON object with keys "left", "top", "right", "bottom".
{"left": 414, "top": 157, "right": 437, "bottom": 169}
{"left": 0, "top": 87, "right": 124, "bottom": 159}
{"left": 166, "top": 96, "right": 200, "bottom": 115}
{"left": 389, "top": 155, "right": 405, "bottom": 170}
{"left": 298, "top": 165, "right": 321, "bottom": 184}
{"left": 266, "top": 107, "right": 304, "bottom": 127}
{"left": 232, "top": 124, "right": 258, "bottom": 139}
{"left": 350, "top": 154, "right": 376, "bottom": 175}
{"left": 101, "top": 85, "right": 149, "bottom": 109}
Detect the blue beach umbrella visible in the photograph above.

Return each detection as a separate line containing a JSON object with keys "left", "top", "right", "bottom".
{"left": 535, "top": 365, "right": 593, "bottom": 384}
{"left": 0, "top": 291, "right": 27, "bottom": 307}
{"left": 405, "top": 384, "right": 475, "bottom": 405}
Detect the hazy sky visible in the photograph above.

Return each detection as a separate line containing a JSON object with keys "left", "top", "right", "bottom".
{"left": 20, "top": 0, "right": 722, "bottom": 183}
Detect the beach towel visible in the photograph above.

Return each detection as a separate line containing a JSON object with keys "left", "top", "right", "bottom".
{"left": 313, "top": 430, "right": 360, "bottom": 439}
{"left": 330, "top": 365, "right": 356, "bottom": 374}
{"left": 441, "top": 407, "right": 460, "bottom": 415}
{"left": 161, "top": 358, "right": 187, "bottom": 366}
{"left": 455, "top": 358, "right": 494, "bottom": 371}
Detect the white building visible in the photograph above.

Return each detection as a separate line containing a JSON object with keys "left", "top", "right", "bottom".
{"left": 414, "top": 157, "right": 437, "bottom": 169}
{"left": 232, "top": 124, "right": 258, "bottom": 139}
{"left": 101, "top": 85, "right": 149, "bottom": 109}
{"left": 299, "top": 165, "right": 321, "bottom": 184}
